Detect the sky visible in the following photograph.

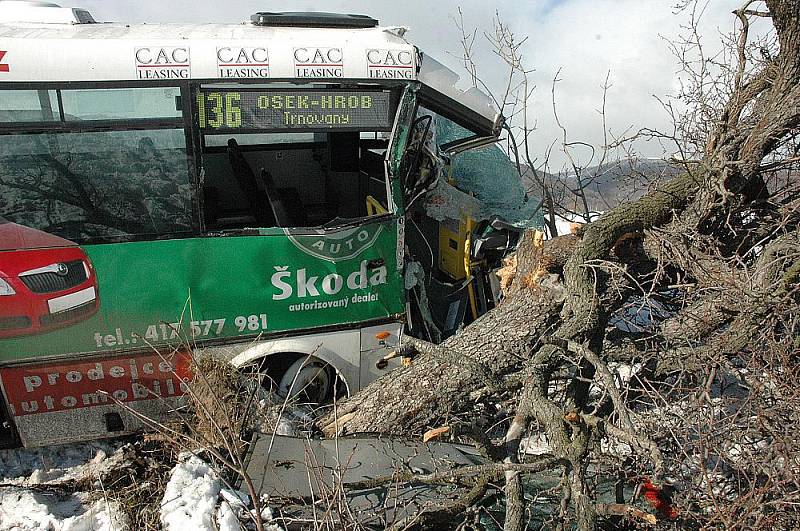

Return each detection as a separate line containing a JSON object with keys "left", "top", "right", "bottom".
{"left": 72, "top": 0, "right": 761, "bottom": 169}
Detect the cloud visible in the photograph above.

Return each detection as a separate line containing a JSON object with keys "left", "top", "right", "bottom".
{"left": 517, "top": 0, "right": 742, "bottom": 169}
{"left": 74, "top": 0, "right": 753, "bottom": 167}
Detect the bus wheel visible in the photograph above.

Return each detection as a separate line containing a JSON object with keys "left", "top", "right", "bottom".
{"left": 278, "top": 358, "right": 332, "bottom": 404}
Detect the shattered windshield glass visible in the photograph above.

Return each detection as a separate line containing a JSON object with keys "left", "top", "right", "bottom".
{"left": 436, "top": 118, "right": 541, "bottom": 227}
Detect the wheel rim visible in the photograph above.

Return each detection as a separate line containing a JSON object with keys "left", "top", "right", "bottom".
{"left": 278, "top": 360, "right": 332, "bottom": 403}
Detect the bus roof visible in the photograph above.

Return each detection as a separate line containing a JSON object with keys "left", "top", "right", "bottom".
{"left": 0, "top": 5, "right": 501, "bottom": 134}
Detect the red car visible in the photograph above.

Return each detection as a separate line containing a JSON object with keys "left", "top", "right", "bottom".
{"left": 0, "top": 219, "right": 100, "bottom": 339}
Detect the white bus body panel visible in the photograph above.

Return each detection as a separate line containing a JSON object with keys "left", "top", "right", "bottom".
{"left": 9, "top": 395, "right": 184, "bottom": 448}
{"left": 0, "top": 20, "right": 500, "bottom": 130}
{"left": 224, "top": 322, "right": 403, "bottom": 393}
{"left": 4, "top": 322, "right": 402, "bottom": 447}
{"left": 0, "top": 23, "right": 416, "bottom": 81}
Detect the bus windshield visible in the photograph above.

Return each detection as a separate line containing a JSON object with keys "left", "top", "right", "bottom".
{"left": 195, "top": 84, "right": 401, "bottom": 231}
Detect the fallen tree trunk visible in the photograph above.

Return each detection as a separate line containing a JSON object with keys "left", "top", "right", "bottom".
{"left": 319, "top": 0, "right": 800, "bottom": 442}
{"left": 319, "top": 232, "right": 569, "bottom": 437}
{"left": 318, "top": 172, "right": 699, "bottom": 437}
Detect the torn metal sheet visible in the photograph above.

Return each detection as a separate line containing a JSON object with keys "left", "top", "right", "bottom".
{"left": 243, "top": 434, "right": 486, "bottom": 528}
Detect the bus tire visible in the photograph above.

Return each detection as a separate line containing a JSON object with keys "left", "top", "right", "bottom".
{"left": 278, "top": 357, "right": 333, "bottom": 404}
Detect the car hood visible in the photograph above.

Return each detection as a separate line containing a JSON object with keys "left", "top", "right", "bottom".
{"left": 0, "top": 220, "right": 78, "bottom": 251}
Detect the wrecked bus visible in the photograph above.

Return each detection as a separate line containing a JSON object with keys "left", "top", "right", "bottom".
{"left": 0, "top": 4, "right": 532, "bottom": 447}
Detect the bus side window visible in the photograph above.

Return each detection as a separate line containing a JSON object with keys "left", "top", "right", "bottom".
{"left": 0, "top": 86, "right": 194, "bottom": 243}
{"left": 60, "top": 88, "right": 182, "bottom": 121}
{"left": 0, "top": 90, "right": 59, "bottom": 122}
{"left": 0, "top": 129, "right": 193, "bottom": 243}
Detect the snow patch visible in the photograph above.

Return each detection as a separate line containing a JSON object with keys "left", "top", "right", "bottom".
{"left": 521, "top": 433, "right": 550, "bottom": 455}
{"left": 160, "top": 453, "right": 283, "bottom": 531}
{"left": 160, "top": 455, "right": 220, "bottom": 531}
{"left": 0, "top": 488, "right": 127, "bottom": 531}
{"left": 0, "top": 441, "right": 125, "bottom": 486}
{"left": 0, "top": 441, "right": 129, "bottom": 531}
{"left": 216, "top": 498, "right": 241, "bottom": 531}
{"left": 544, "top": 212, "right": 603, "bottom": 239}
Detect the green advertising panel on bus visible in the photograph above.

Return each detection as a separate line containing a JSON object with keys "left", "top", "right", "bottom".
{"left": 0, "top": 219, "right": 404, "bottom": 362}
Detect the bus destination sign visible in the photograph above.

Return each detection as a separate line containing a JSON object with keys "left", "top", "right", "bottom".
{"left": 197, "top": 89, "right": 392, "bottom": 131}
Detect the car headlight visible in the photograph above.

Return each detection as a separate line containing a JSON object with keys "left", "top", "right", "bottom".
{"left": 0, "top": 277, "right": 15, "bottom": 296}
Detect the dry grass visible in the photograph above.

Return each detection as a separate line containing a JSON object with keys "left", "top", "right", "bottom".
{"left": 187, "top": 356, "right": 255, "bottom": 455}
{"left": 103, "top": 438, "right": 178, "bottom": 531}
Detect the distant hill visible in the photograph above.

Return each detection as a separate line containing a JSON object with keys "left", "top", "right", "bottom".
{"left": 520, "top": 158, "right": 683, "bottom": 214}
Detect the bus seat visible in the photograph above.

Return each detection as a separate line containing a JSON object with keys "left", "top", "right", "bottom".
{"left": 260, "top": 169, "right": 308, "bottom": 227}
{"left": 226, "top": 138, "right": 278, "bottom": 227}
